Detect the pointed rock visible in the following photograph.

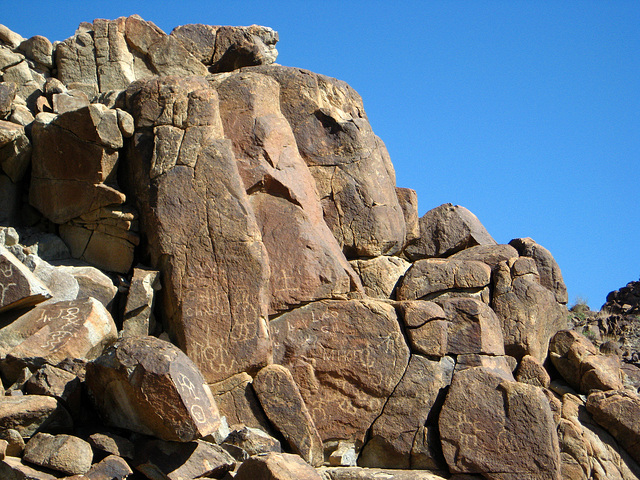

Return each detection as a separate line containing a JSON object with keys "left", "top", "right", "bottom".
{"left": 0, "top": 245, "right": 51, "bottom": 314}
{"left": 253, "top": 364, "right": 323, "bottom": 466}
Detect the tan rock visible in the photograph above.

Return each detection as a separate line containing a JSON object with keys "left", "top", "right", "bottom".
{"left": 270, "top": 299, "right": 410, "bottom": 444}
{"left": 208, "top": 372, "right": 273, "bottom": 433}
{"left": 0, "top": 120, "right": 31, "bottom": 183}
{"left": 0, "top": 456, "right": 58, "bottom": 480}
{"left": 18, "top": 35, "right": 53, "bottom": 69}
{"left": 397, "top": 258, "right": 491, "bottom": 302}
{"left": 211, "top": 25, "right": 279, "bottom": 72}
{"left": 0, "top": 82, "right": 17, "bottom": 118}
{"left": 0, "top": 395, "right": 72, "bottom": 437}
{"left": 0, "top": 429, "right": 24, "bottom": 456}
{"left": 86, "top": 335, "right": 222, "bottom": 442}
{"left": 235, "top": 452, "right": 322, "bottom": 480}
{"left": 319, "top": 467, "right": 450, "bottom": 480}
{"left": 449, "top": 243, "right": 519, "bottom": 269}
{"left": 396, "top": 187, "right": 420, "bottom": 245}
{"left": 509, "top": 237, "right": 568, "bottom": 304}
{"left": 397, "top": 301, "right": 449, "bottom": 357}
{"left": 223, "top": 426, "right": 281, "bottom": 456}
{"left": 134, "top": 438, "right": 234, "bottom": 480}
{"left": 350, "top": 256, "right": 410, "bottom": 299}
{"left": 437, "top": 297, "right": 505, "bottom": 355}
{"left": 24, "top": 364, "right": 82, "bottom": 411}
{"left": 253, "top": 364, "right": 323, "bottom": 466}
{"left": 51, "top": 90, "right": 90, "bottom": 114}
{"left": 23, "top": 433, "right": 92, "bottom": 476}
{"left": 549, "top": 330, "right": 623, "bottom": 393}
{"left": 0, "top": 245, "right": 51, "bottom": 313}
{"left": 0, "top": 297, "right": 117, "bottom": 383}
{"left": 122, "top": 266, "right": 160, "bottom": 337}
{"left": 586, "top": 390, "right": 640, "bottom": 464}
{"left": 492, "top": 258, "right": 567, "bottom": 361}
{"left": 213, "top": 71, "right": 358, "bottom": 312}
{"left": 250, "top": 65, "right": 406, "bottom": 257}
{"left": 359, "top": 355, "right": 454, "bottom": 469}
{"left": 88, "top": 432, "right": 134, "bottom": 460}
{"left": 439, "top": 366, "right": 561, "bottom": 479}
{"left": 124, "top": 75, "right": 271, "bottom": 383}
{"left": 86, "top": 455, "right": 133, "bottom": 480}
{"left": 170, "top": 24, "right": 219, "bottom": 64}
{"left": 515, "top": 354, "right": 551, "bottom": 388}
{"left": 405, "top": 203, "right": 497, "bottom": 260}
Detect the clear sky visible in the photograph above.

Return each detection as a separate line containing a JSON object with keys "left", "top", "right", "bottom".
{"left": 5, "top": 1, "right": 639, "bottom": 310}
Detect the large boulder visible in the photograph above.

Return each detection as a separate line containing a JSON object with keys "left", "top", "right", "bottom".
{"left": 405, "top": 203, "right": 497, "bottom": 260}
{"left": 212, "top": 70, "right": 358, "bottom": 312}
{"left": 397, "top": 258, "right": 491, "bottom": 303}
{"left": 0, "top": 119, "right": 31, "bottom": 183}
{"left": 124, "top": 75, "right": 272, "bottom": 382}
{"left": 0, "top": 396, "right": 72, "bottom": 437}
{"left": 349, "top": 256, "right": 410, "bottom": 299}
{"left": 439, "top": 366, "right": 561, "bottom": 479}
{"left": 23, "top": 433, "right": 93, "bottom": 476}
{"left": 249, "top": 64, "right": 407, "bottom": 258}
{"left": 86, "top": 336, "right": 222, "bottom": 442}
{"left": 491, "top": 257, "right": 567, "bottom": 361}
{"left": 396, "top": 301, "right": 449, "bottom": 357}
{"left": 270, "top": 299, "right": 410, "bottom": 445}
{"left": 0, "top": 297, "right": 117, "bottom": 383}
{"left": 359, "top": 355, "right": 454, "bottom": 469}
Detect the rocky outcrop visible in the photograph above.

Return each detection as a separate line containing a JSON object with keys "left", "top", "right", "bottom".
{"left": 0, "top": 14, "right": 629, "bottom": 480}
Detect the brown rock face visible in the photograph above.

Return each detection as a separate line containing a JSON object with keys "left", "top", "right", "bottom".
{"left": 210, "top": 25, "right": 279, "bottom": 72}
{"left": 249, "top": 64, "right": 406, "bottom": 258}
{"left": 349, "top": 256, "right": 410, "bottom": 299}
{"left": 124, "top": 75, "right": 271, "bottom": 382}
{"left": 439, "top": 366, "right": 561, "bottom": 479}
{"left": 0, "top": 245, "right": 51, "bottom": 313}
{"left": 212, "top": 71, "right": 357, "bottom": 312}
{"left": 549, "top": 330, "right": 623, "bottom": 393}
{"left": 270, "top": 299, "right": 410, "bottom": 444}
{"left": 86, "top": 336, "right": 222, "bottom": 442}
{"left": 0, "top": 120, "right": 31, "bottom": 183}
{"left": 397, "top": 301, "right": 449, "bottom": 357}
{"left": 0, "top": 297, "right": 117, "bottom": 383}
{"left": 491, "top": 257, "right": 567, "bottom": 361}
{"left": 359, "top": 355, "right": 454, "bottom": 469}
{"left": 405, "top": 203, "right": 497, "bottom": 260}
{"left": 253, "top": 364, "right": 324, "bottom": 466}
{"left": 437, "top": 297, "right": 505, "bottom": 356}
{"left": 0, "top": 395, "right": 72, "bottom": 437}
{"left": 397, "top": 258, "right": 491, "bottom": 302}
{"left": 509, "top": 237, "right": 568, "bottom": 304}
{"left": 23, "top": 433, "right": 93, "bottom": 476}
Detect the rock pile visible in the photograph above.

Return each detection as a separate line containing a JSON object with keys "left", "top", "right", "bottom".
{"left": 0, "top": 15, "right": 639, "bottom": 480}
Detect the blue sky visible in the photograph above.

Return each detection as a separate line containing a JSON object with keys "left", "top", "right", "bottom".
{"left": 6, "top": 1, "right": 639, "bottom": 309}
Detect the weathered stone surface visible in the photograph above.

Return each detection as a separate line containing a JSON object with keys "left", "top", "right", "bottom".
{"left": 213, "top": 71, "right": 357, "bottom": 312}
{"left": 449, "top": 244, "right": 519, "bottom": 269}
{"left": 86, "top": 335, "right": 222, "bottom": 442}
{"left": 57, "top": 16, "right": 207, "bottom": 94}
{"left": 396, "top": 187, "right": 420, "bottom": 246}
{"left": 223, "top": 426, "right": 281, "bottom": 456}
{"left": 559, "top": 392, "right": 640, "bottom": 480}
{"left": 134, "top": 438, "right": 234, "bottom": 480}
{"left": 0, "top": 245, "right": 51, "bottom": 313}
{"left": 437, "top": 297, "right": 505, "bottom": 356}
{"left": 319, "top": 467, "right": 450, "bottom": 480}
{"left": 509, "top": 237, "right": 568, "bottom": 304}
{"left": 397, "top": 301, "right": 449, "bottom": 357}
{"left": 549, "top": 330, "right": 624, "bottom": 393}
{"left": 405, "top": 203, "right": 497, "bottom": 261}
{"left": 88, "top": 432, "right": 134, "bottom": 460}
{"left": 349, "top": 256, "right": 410, "bottom": 299}
{"left": 23, "top": 433, "right": 92, "bottom": 475}
{"left": 211, "top": 25, "right": 279, "bottom": 72}
{"left": 397, "top": 258, "right": 491, "bottom": 303}
{"left": 253, "top": 364, "right": 323, "bottom": 466}
{"left": 250, "top": 65, "right": 406, "bottom": 258}
{"left": 328, "top": 441, "right": 358, "bottom": 467}
{"left": 170, "top": 24, "right": 218, "bottom": 64}
{"left": 454, "top": 354, "right": 516, "bottom": 380}
{"left": 24, "top": 364, "right": 82, "bottom": 410}
{"left": 270, "top": 299, "right": 410, "bottom": 444}
{"left": 359, "top": 355, "right": 454, "bottom": 469}
{"left": 122, "top": 266, "right": 160, "bottom": 337}
{"left": 439, "top": 366, "right": 561, "bottom": 479}
{"left": 235, "top": 452, "right": 323, "bottom": 480}
{"left": 0, "top": 429, "right": 24, "bottom": 456}
{"left": 0, "top": 456, "right": 58, "bottom": 480}
{"left": 86, "top": 455, "right": 133, "bottom": 480}
{"left": 56, "top": 264, "right": 117, "bottom": 309}
{"left": 124, "top": 75, "right": 271, "bottom": 383}
{"left": 0, "top": 297, "right": 117, "bottom": 383}
{"left": 0, "top": 82, "right": 17, "bottom": 118}
{"left": 0, "top": 24, "right": 25, "bottom": 48}
{"left": 491, "top": 257, "right": 567, "bottom": 361}
{"left": 0, "top": 120, "right": 31, "bottom": 183}
{"left": 208, "top": 372, "right": 273, "bottom": 433}
{"left": 515, "top": 354, "right": 551, "bottom": 388}
{"left": 0, "top": 395, "right": 72, "bottom": 437}
{"left": 51, "top": 90, "right": 90, "bottom": 114}
{"left": 18, "top": 36, "right": 53, "bottom": 69}
{"left": 586, "top": 390, "right": 640, "bottom": 464}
